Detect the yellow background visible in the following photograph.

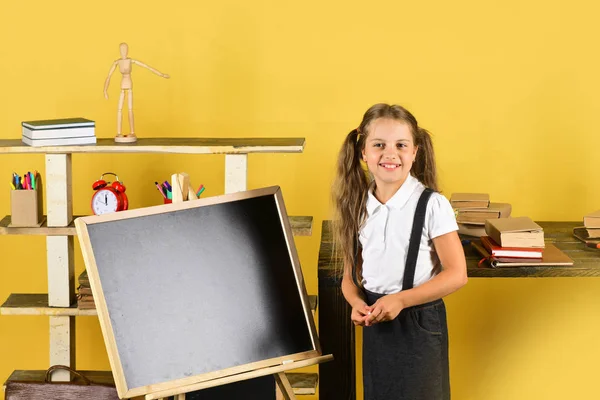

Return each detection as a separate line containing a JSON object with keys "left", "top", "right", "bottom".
{"left": 2, "top": 1, "right": 600, "bottom": 399}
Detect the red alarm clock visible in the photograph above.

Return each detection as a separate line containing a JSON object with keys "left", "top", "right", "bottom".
{"left": 91, "top": 172, "right": 129, "bottom": 215}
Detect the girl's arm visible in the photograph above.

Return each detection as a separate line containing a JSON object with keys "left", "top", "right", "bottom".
{"left": 399, "top": 230, "right": 467, "bottom": 307}
{"left": 341, "top": 261, "right": 371, "bottom": 326}
{"left": 341, "top": 263, "right": 366, "bottom": 309}
{"left": 365, "top": 231, "right": 467, "bottom": 325}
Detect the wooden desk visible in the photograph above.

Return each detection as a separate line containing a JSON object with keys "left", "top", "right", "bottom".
{"left": 465, "top": 221, "right": 600, "bottom": 277}
{"left": 317, "top": 221, "right": 600, "bottom": 400}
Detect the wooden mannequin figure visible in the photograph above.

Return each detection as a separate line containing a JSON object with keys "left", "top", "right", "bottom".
{"left": 103, "top": 42, "right": 169, "bottom": 143}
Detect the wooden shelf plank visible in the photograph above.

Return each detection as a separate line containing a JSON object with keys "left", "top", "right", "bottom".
{"left": 0, "top": 215, "right": 312, "bottom": 237}
{"left": 1, "top": 294, "right": 96, "bottom": 316}
{"left": 0, "top": 215, "right": 80, "bottom": 236}
{"left": 290, "top": 216, "right": 312, "bottom": 236}
{"left": 318, "top": 220, "right": 600, "bottom": 278}
{"left": 1, "top": 294, "right": 318, "bottom": 317}
{"left": 0, "top": 138, "right": 305, "bottom": 155}
{"left": 4, "top": 371, "right": 317, "bottom": 395}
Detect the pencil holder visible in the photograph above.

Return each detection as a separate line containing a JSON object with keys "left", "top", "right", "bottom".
{"left": 10, "top": 188, "right": 44, "bottom": 227}
{"left": 164, "top": 199, "right": 172, "bottom": 204}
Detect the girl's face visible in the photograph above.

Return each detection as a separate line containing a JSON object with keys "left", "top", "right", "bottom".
{"left": 362, "top": 118, "right": 418, "bottom": 191}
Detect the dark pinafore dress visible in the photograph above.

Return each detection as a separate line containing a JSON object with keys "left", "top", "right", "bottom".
{"left": 356, "top": 188, "right": 451, "bottom": 400}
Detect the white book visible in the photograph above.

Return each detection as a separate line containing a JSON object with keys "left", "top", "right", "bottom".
{"left": 22, "top": 136, "right": 97, "bottom": 147}
{"left": 22, "top": 117, "right": 95, "bottom": 130}
{"left": 22, "top": 126, "right": 96, "bottom": 139}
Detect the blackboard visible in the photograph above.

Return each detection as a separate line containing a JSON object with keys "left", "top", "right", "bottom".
{"left": 76, "top": 186, "right": 320, "bottom": 398}
{"left": 184, "top": 376, "right": 275, "bottom": 400}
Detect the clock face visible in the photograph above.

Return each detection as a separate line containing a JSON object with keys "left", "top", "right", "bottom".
{"left": 92, "top": 189, "right": 119, "bottom": 215}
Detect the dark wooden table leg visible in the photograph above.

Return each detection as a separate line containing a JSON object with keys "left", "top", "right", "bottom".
{"left": 318, "top": 274, "right": 356, "bottom": 400}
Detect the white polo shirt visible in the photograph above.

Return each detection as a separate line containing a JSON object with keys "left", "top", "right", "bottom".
{"left": 359, "top": 174, "right": 458, "bottom": 294}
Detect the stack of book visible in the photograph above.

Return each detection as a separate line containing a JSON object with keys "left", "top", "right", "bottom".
{"left": 480, "top": 235, "right": 543, "bottom": 259}
{"left": 21, "top": 117, "right": 96, "bottom": 147}
{"left": 450, "top": 193, "right": 512, "bottom": 237}
{"left": 471, "top": 217, "right": 574, "bottom": 268}
{"left": 573, "top": 210, "right": 600, "bottom": 243}
{"left": 77, "top": 270, "right": 95, "bottom": 310}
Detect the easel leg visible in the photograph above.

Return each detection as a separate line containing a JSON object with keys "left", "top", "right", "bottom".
{"left": 274, "top": 372, "right": 296, "bottom": 400}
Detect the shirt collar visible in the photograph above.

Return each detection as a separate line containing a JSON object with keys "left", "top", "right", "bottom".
{"left": 366, "top": 174, "right": 420, "bottom": 215}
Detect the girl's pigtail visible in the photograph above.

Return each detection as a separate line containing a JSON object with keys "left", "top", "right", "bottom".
{"left": 332, "top": 128, "right": 369, "bottom": 280}
{"left": 413, "top": 128, "right": 439, "bottom": 192}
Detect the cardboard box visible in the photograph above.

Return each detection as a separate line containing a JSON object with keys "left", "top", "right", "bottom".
{"left": 450, "top": 193, "right": 490, "bottom": 209}
{"left": 484, "top": 216, "right": 544, "bottom": 248}
{"left": 10, "top": 189, "right": 43, "bottom": 227}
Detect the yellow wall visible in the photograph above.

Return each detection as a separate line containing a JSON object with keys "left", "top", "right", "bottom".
{"left": 1, "top": 1, "right": 600, "bottom": 399}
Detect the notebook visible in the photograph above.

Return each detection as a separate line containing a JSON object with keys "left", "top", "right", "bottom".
{"left": 573, "top": 227, "right": 600, "bottom": 244}
{"left": 480, "top": 236, "right": 543, "bottom": 259}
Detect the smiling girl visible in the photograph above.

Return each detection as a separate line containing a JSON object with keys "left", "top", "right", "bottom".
{"left": 332, "top": 103, "right": 467, "bottom": 400}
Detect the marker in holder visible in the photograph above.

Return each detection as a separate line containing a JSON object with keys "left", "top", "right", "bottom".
{"left": 10, "top": 172, "right": 45, "bottom": 227}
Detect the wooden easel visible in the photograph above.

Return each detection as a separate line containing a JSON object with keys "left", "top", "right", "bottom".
{"left": 274, "top": 372, "right": 296, "bottom": 400}
{"left": 147, "top": 354, "right": 333, "bottom": 400}
{"left": 75, "top": 182, "right": 330, "bottom": 400}
{"left": 155, "top": 373, "right": 294, "bottom": 400}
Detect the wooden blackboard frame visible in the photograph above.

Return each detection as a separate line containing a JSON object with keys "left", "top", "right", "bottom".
{"left": 75, "top": 186, "right": 329, "bottom": 399}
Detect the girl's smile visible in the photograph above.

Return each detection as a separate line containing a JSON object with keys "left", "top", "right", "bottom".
{"left": 379, "top": 162, "right": 401, "bottom": 170}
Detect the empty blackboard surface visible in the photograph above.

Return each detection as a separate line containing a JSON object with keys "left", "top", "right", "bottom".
{"left": 76, "top": 186, "right": 320, "bottom": 398}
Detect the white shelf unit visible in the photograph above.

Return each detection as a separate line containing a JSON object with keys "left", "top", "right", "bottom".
{"left": 0, "top": 138, "right": 319, "bottom": 398}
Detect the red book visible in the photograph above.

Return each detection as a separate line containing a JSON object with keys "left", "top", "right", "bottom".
{"left": 481, "top": 236, "right": 543, "bottom": 259}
